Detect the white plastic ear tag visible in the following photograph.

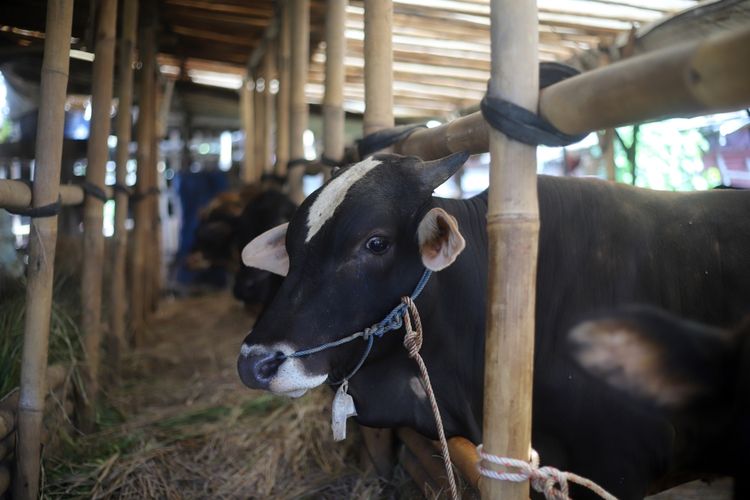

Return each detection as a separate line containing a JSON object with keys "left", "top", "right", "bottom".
{"left": 332, "top": 381, "right": 357, "bottom": 441}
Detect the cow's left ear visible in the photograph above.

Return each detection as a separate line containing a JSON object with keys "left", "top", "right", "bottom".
{"left": 417, "top": 208, "right": 466, "bottom": 271}
{"left": 241, "top": 223, "right": 289, "bottom": 276}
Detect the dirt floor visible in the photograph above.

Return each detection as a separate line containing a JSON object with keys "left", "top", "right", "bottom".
{"left": 42, "top": 292, "right": 419, "bottom": 499}
{"left": 41, "top": 292, "right": 733, "bottom": 499}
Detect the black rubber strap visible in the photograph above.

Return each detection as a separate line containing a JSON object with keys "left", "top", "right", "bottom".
{"left": 357, "top": 123, "right": 427, "bottom": 159}
{"left": 79, "top": 180, "right": 109, "bottom": 202}
{"left": 480, "top": 62, "right": 588, "bottom": 147}
{"left": 287, "top": 158, "right": 311, "bottom": 169}
{"left": 7, "top": 196, "right": 62, "bottom": 218}
{"left": 130, "top": 186, "right": 160, "bottom": 203}
{"left": 320, "top": 154, "right": 341, "bottom": 167}
{"left": 261, "top": 173, "right": 286, "bottom": 184}
{"left": 111, "top": 183, "right": 133, "bottom": 197}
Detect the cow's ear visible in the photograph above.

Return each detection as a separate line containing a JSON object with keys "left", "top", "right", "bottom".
{"left": 417, "top": 208, "right": 466, "bottom": 271}
{"left": 418, "top": 151, "right": 470, "bottom": 191}
{"left": 241, "top": 223, "right": 289, "bottom": 276}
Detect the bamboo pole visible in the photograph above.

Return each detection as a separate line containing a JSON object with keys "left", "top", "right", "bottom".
{"left": 14, "top": 1, "right": 74, "bottom": 497}
{"left": 360, "top": 0, "right": 397, "bottom": 477}
{"left": 0, "top": 181, "right": 104, "bottom": 209}
{"left": 363, "top": 0, "right": 394, "bottom": 137}
{"left": 80, "top": 0, "right": 118, "bottom": 429}
{"left": 263, "top": 44, "right": 276, "bottom": 178}
{"left": 131, "top": 21, "right": 156, "bottom": 346}
{"left": 275, "top": 2, "right": 291, "bottom": 178}
{"left": 110, "top": 0, "right": 139, "bottom": 370}
{"left": 254, "top": 71, "right": 266, "bottom": 183}
{"left": 481, "top": 1, "right": 539, "bottom": 499}
{"left": 240, "top": 78, "right": 256, "bottom": 184}
{"left": 323, "top": 0, "right": 345, "bottom": 178}
{"left": 148, "top": 75, "right": 166, "bottom": 315}
{"left": 287, "top": 0, "right": 309, "bottom": 203}
{"left": 395, "top": 27, "right": 750, "bottom": 161}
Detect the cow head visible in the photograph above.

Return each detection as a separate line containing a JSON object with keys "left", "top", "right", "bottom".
{"left": 236, "top": 153, "right": 468, "bottom": 402}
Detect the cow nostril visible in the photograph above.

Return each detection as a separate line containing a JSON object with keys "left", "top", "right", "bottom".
{"left": 254, "top": 351, "right": 286, "bottom": 381}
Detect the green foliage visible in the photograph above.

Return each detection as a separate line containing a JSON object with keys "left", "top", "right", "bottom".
{"left": 0, "top": 271, "right": 84, "bottom": 397}
{"left": 613, "top": 122, "right": 721, "bottom": 191}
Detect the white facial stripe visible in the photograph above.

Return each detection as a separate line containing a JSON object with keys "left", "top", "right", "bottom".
{"left": 305, "top": 157, "right": 383, "bottom": 243}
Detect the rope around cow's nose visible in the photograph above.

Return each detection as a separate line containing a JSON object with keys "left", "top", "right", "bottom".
{"left": 401, "top": 296, "right": 618, "bottom": 500}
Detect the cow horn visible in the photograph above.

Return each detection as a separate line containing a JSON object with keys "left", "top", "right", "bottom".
{"left": 419, "top": 151, "right": 470, "bottom": 190}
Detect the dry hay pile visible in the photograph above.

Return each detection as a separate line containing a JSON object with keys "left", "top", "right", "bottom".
{"left": 42, "top": 293, "right": 420, "bottom": 499}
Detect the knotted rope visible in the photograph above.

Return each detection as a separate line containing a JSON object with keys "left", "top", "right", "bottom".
{"left": 401, "top": 297, "right": 460, "bottom": 500}
{"left": 477, "top": 446, "right": 618, "bottom": 500}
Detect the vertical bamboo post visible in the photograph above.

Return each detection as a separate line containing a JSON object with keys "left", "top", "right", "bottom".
{"left": 360, "top": 0, "right": 396, "bottom": 477}
{"left": 14, "top": 1, "right": 74, "bottom": 497}
{"left": 363, "top": 0, "right": 394, "bottom": 137}
{"left": 481, "top": 1, "right": 539, "bottom": 499}
{"left": 147, "top": 73, "right": 161, "bottom": 315}
{"left": 80, "top": 0, "right": 118, "bottom": 428}
{"left": 110, "top": 0, "right": 138, "bottom": 372}
{"left": 275, "top": 2, "right": 291, "bottom": 178}
{"left": 323, "top": 0, "right": 345, "bottom": 177}
{"left": 240, "top": 78, "right": 256, "bottom": 184}
{"left": 254, "top": 71, "right": 266, "bottom": 183}
{"left": 131, "top": 21, "right": 156, "bottom": 346}
{"left": 263, "top": 44, "right": 277, "bottom": 178}
{"left": 287, "top": 0, "right": 309, "bottom": 203}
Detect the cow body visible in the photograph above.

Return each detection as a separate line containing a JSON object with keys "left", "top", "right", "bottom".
{"left": 237, "top": 154, "right": 750, "bottom": 499}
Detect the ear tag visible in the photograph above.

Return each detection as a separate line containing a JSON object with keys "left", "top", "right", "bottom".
{"left": 332, "top": 380, "right": 357, "bottom": 441}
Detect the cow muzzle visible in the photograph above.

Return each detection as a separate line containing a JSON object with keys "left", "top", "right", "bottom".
{"left": 237, "top": 343, "right": 328, "bottom": 398}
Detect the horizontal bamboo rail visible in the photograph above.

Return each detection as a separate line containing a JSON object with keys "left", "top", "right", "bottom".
{"left": 396, "top": 26, "right": 750, "bottom": 160}
{"left": 0, "top": 180, "right": 114, "bottom": 211}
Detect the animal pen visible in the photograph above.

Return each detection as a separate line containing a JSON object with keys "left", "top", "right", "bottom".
{"left": 0, "top": 0, "right": 749, "bottom": 499}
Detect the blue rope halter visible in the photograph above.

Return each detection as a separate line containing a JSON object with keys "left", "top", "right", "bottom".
{"left": 279, "top": 268, "right": 433, "bottom": 384}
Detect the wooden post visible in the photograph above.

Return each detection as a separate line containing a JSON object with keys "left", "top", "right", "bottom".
{"left": 323, "top": 0, "right": 345, "bottom": 178}
{"left": 146, "top": 73, "right": 161, "bottom": 315}
{"left": 110, "top": 0, "right": 138, "bottom": 372}
{"left": 263, "top": 44, "right": 277, "bottom": 178}
{"left": 360, "top": 0, "right": 396, "bottom": 477}
{"left": 254, "top": 71, "right": 266, "bottom": 184}
{"left": 363, "top": 0, "right": 394, "bottom": 137}
{"left": 80, "top": 0, "right": 118, "bottom": 429}
{"left": 240, "top": 78, "right": 256, "bottom": 184}
{"left": 14, "top": 1, "right": 74, "bottom": 497}
{"left": 275, "top": 2, "right": 291, "bottom": 178}
{"left": 481, "top": 1, "right": 539, "bottom": 499}
{"left": 131, "top": 21, "right": 156, "bottom": 346}
{"left": 287, "top": 0, "right": 309, "bottom": 204}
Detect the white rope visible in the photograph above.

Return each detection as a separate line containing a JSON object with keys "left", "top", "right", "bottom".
{"left": 477, "top": 445, "right": 619, "bottom": 500}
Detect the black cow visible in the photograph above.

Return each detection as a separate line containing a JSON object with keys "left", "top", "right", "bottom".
{"left": 236, "top": 153, "right": 750, "bottom": 499}
{"left": 570, "top": 306, "right": 750, "bottom": 498}
{"left": 233, "top": 190, "right": 297, "bottom": 306}
{"left": 190, "top": 186, "right": 297, "bottom": 307}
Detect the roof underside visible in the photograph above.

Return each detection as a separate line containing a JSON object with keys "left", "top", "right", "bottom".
{"left": 0, "top": 0, "right": 749, "bottom": 121}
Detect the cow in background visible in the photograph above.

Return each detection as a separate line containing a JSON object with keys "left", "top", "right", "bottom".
{"left": 570, "top": 306, "right": 750, "bottom": 498}
{"left": 188, "top": 184, "right": 297, "bottom": 309}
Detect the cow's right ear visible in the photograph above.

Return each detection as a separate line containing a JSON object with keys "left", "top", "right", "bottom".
{"left": 417, "top": 208, "right": 465, "bottom": 271}
{"left": 241, "top": 223, "right": 289, "bottom": 276}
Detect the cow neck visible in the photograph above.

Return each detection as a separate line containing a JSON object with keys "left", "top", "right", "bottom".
{"left": 278, "top": 268, "right": 433, "bottom": 385}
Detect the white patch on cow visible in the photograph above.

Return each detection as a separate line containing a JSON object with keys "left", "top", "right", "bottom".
{"left": 409, "top": 376, "right": 427, "bottom": 401}
{"left": 241, "top": 342, "right": 329, "bottom": 397}
{"left": 305, "top": 157, "right": 382, "bottom": 243}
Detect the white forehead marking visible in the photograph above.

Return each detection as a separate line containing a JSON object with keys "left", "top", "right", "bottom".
{"left": 305, "top": 157, "right": 383, "bottom": 243}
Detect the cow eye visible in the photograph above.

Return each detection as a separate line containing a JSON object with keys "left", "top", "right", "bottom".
{"left": 365, "top": 236, "right": 390, "bottom": 255}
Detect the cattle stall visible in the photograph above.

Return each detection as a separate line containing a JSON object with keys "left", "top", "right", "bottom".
{"left": 0, "top": 0, "right": 749, "bottom": 499}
